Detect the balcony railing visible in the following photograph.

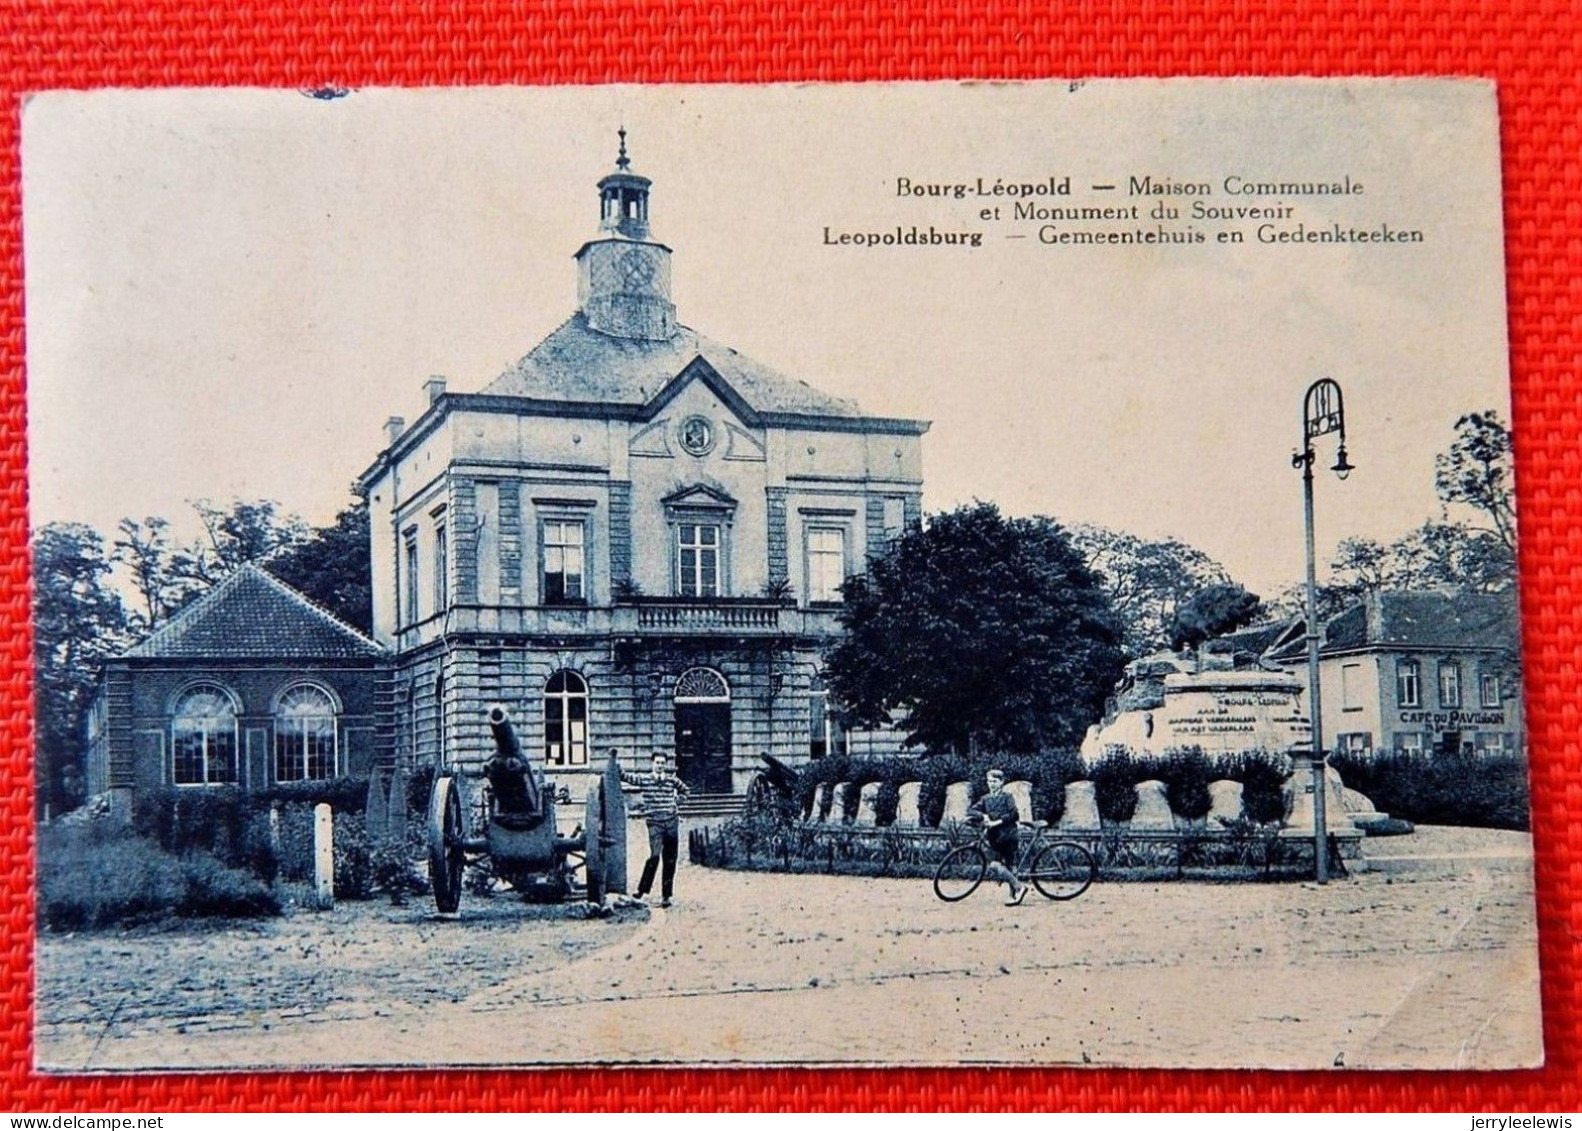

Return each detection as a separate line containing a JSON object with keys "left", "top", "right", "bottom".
{"left": 395, "top": 598, "right": 843, "bottom": 644}
{"left": 633, "top": 600, "right": 782, "bottom": 632}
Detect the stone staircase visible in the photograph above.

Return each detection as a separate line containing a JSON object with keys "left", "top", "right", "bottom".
{"left": 679, "top": 792, "right": 745, "bottom": 820}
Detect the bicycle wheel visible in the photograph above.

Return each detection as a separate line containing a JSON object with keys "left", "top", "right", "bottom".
{"left": 1030, "top": 841, "right": 1096, "bottom": 901}
{"left": 933, "top": 844, "right": 988, "bottom": 902}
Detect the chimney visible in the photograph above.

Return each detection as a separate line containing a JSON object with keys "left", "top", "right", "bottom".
{"left": 424, "top": 376, "right": 448, "bottom": 405}
{"left": 384, "top": 416, "right": 406, "bottom": 446}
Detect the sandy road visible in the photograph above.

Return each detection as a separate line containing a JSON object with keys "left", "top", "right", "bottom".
{"left": 36, "top": 834, "right": 1542, "bottom": 1070}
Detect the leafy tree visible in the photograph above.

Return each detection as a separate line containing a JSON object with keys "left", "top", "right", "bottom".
{"left": 112, "top": 516, "right": 195, "bottom": 632}
{"left": 112, "top": 499, "right": 310, "bottom": 631}
{"left": 1264, "top": 580, "right": 1359, "bottom": 625}
{"left": 267, "top": 499, "right": 373, "bottom": 632}
{"left": 33, "top": 523, "right": 130, "bottom": 815}
{"left": 1326, "top": 522, "right": 1513, "bottom": 599}
{"left": 1330, "top": 536, "right": 1390, "bottom": 595}
{"left": 1069, "top": 525, "right": 1234, "bottom": 657}
{"left": 1387, "top": 520, "right": 1513, "bottom": 593}
{"left": 180, "top": 498, "right": 309, "bottom": 587}
{"left": 1435, "top": 410, "right": 1516, "bottom": 555}
{"left": 1169, "top": 583, "right": 1263, "bottom": 651}
{"left": 824, "top": 503, "right": 1125, "bottom": 755}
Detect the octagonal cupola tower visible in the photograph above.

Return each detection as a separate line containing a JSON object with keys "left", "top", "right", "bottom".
{"left": 575, "top": 129, "right": 677, "bottom": 341}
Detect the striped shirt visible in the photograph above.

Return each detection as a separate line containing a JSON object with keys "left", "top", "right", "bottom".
{"left": 621, "top": 769, "right": 691, "bottom": 824}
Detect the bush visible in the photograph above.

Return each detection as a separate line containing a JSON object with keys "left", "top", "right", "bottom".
{"left": 1091, "top": 749, "right": 1140, "bottom": 824}
{"left": 1331, "top": 749, "right": 1529, "bottom": 830}
{"left": 38, "top": 823, "right": 278, "bottom": 929}
{"left": 873, "top": 781, "right": 901, "bottom": 827}
{"left": 369, "top": 820, "right": 429, "bottom": 904}
{"left": 1163, "top": 747, "right": 1214, "bottom": 821}
{"left": 795, "top": 754, "right": 852, "bottom": 820}
{"left": 131, "top": 777, "right": 371, "bottom": 875}
{"left": 916, "top": 753, "right": 971, "bottom": 828}
{"left": 332, "top": 810, "right": 375, "bottom": 900}
{"left": 1217, "top": 750, "right": 1289, "bottom": 825}
{"left": 262, "top": 776, "right": 368, "bottom": 814}
{"left": 1030, "top": 748, "right": 1085, "bottom": 824}
{"left": 407, "top": 764, "right": 437, "bottom": 817}
{"left": 132, "top": 785, "right": 251, "bottom": 861}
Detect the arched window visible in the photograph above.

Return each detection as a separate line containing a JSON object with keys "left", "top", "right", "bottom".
{"left": 544, "top": 670, "right": 589, "bottom": 767}
{"left": 171, "top": 684, "right": 239, "bottom": 786}
{"left": 673, "top": 666, "right": 730, "bottom": 702}
{"left": 275, "top": 684, "right": 338, "bottom": 782}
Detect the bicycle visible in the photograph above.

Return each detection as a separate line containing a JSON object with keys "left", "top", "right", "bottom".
{"left": 932, "top": 819, "right": 1097, "bottom": 902}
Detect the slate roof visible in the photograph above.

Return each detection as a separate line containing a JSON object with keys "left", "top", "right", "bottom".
{"left": 1322, "top": 589, "right": 1517, "bottom": 653}
{"left": 480, "top": 313, "right": 867, "bottom": 418}
{"left": 1263, "top": 590, "right": 1517, "bottom": 660}
{"left": 122, "top": 564, "right": 384, "bottom": 661}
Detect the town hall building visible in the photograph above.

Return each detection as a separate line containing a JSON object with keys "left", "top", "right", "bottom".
{"left": 358, "top": 134, "right": 929, "bottom": 797}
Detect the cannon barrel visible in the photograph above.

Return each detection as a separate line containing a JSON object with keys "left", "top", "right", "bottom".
{"left": 488, "top": 704, "right": 523, "bottom": 760}
{"left": 484, "top": 704, "right": 542, "bottom": 817}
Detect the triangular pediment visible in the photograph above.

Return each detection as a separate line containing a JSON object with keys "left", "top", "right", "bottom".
{"left": 660, "top": 482, "right": 739, "bottom": 510}
{"left": 640, "top": 356, "right": 762, "bottom": 426}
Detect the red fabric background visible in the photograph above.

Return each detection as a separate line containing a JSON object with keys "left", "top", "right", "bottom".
{"left": 2, "top": 0, "right": 1577, "bottom": 1112}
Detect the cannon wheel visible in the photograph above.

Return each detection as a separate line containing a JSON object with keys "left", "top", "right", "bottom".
{"left": 428, "top": 774, "right": 465, "bottom": 914}
{"left": 583, "top": 778, "right": 606, "bottom": 905}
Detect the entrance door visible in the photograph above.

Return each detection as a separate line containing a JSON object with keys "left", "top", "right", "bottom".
{"left": 675, "top": 702, "right": 732, "bottom": 793}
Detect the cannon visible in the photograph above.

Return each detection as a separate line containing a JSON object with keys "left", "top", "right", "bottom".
{"left": 744, "top": 752, "right": 803, "bottom": 822}
{"left": 426, "top": 705, "right": 627, "bottom": 914}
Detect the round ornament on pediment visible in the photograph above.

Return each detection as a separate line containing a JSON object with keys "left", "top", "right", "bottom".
{"left": 678, "top": 415, "right": 715, "bottom": 457}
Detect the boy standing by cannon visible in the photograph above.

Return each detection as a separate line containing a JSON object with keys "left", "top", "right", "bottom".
{"left": 620, "top": 749, "right": 691, "bottom": 907}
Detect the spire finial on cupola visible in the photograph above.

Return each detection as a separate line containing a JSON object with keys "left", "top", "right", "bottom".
{"left": 580, "top": 128, "right": 674, "bottom": 339}
{"left": 596, "top": 125, "right": 652, "bottom": 241}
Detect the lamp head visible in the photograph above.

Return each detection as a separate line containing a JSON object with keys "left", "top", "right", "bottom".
{"left": 1331, "top": 443, "right": 1354, "bottom": 480}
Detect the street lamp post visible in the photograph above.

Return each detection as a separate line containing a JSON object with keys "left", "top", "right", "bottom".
{"left": 1291, "top": 378, "right": 1354, "bottom": 884}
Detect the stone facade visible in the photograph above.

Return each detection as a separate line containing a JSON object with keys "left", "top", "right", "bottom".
{"left": 359, "top": 138, "right": 928, "bottom": 795}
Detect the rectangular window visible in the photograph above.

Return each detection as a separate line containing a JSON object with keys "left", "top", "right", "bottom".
{"left": 1396, "top": 660, "right": 1420, "bottom": 708}
{"left": 542, "top": 519, "right": 586, "bottom": 603}
{"left": 403, "top": 532, "right": 420, "bottom": 625}
{"left": 882, "top": 497, "right": 906, "bottom": 541}
{"left": 173, "top": 729, "right": 237, "bottom": 786}
{"left": 808, "top": 690, "right": 846, "bottom": 760}
{"left": 433, "top": 523, "right": 448, "bottom": 614}
{"left": 275, "top": 718, "right": 336, "bottom": 783}
{"left": 1339, "top": 732, "right": 1373, "bottom": 756}
{"left": 808, "top": 526, "right": 847, "bottom": 603}
{"left": 1480, "top": 673, "right": 1501, "bottom": 708}
{"left": 1340, "top": 663, "right": 1363, "bottom": 710}
{"left": 1438, "top": 661, "right": 1462, "bottom": 708}
{"left": 1397, "top": 732, "right": 1426, "bottom": 756}
{"left": 677, "top": 523, "right": 721, "bottom": 597}
{"left": 1476, "top": 732, "right": 1515, "bottom": 757}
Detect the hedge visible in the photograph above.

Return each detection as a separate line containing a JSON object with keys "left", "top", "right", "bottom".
{"left": 38, "top": 822, "right": 279, "bottom": 929}
{"left": 784, "top": 746, "right": 1289, "bottom": 829}
{"left": 1331, "top": 749, "right": 1529, "bottom": 831}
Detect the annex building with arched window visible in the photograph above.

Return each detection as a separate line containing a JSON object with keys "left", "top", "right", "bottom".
{"left": 86, "top": 564, "right": 391, "bottom": 815}
{"left": 359, "top": 136, "right": 927, "bottom": 797}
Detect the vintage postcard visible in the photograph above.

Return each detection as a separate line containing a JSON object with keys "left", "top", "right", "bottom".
{"left": 24, "top": 80, "right": 1540, "bottom": 1070}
